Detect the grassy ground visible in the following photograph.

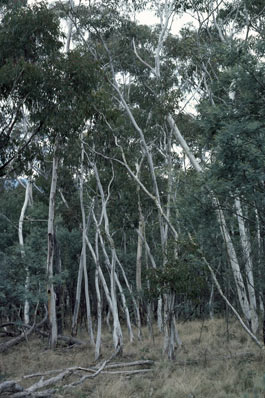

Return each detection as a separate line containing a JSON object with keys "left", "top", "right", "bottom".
{"left": 1, "top": 317, "right": 265, "bottom": 397}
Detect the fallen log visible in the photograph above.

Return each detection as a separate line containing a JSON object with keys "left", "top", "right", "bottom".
{"left": 1, "top": 352, "right": 154, "bottom": 397}
{"left": 12, "top": 389, "right": 55, "bottom": 398}
{"left": 32, "top": 328, "right": 85, "bottom": 346}
{"left": 0, "top": 317, "right": 85, "bottom": 352}
{"left": 0, "top": 380, "right": 23, "bottom": 395}
{"left": 0, "top": 323, "right": 35, "bottom": 354}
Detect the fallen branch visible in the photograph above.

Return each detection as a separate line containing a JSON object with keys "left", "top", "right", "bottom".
{"left": 0, "top": 380, "right": 23, "bottom": 395}
{"left": 102, "top": 369, "right": 153, "bottom": 375}
{"left": 0, "top": 323, "right": 35, "bottom": 353}
{"left": 1, "top": 346, "right": 154, "bottom": 397}
{"left": 0, "top": 319, "right": 85, "bottom": 351}
{"left": 105, "top": 360, "right": 154, "bottom": 369}
{"left": 12, "top": 389, "right": 56, "bottom": 398}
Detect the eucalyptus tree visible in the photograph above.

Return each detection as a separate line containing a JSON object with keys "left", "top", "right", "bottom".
{"left": 165, "top": 0, "right": 265, "bottom": 341}
{"left": 70, "top": 0, "right": 187, "bottom": 358}
{"left": 0, "top": 0, "right": 105, "bottom": 347}
{"left": 74, "top": 0, "right": 265, "bottom": 350}
{"left": 0, "top": 1, "right": 63, "bottom": 177}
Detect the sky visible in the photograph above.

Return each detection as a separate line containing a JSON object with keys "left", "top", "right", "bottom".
{"left": 28, "top": 0, "right": 195, "bottom": 36}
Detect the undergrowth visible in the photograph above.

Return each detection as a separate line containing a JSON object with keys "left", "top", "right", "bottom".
{"left": 1, "top": 317, "right": 265, "bottom": 397}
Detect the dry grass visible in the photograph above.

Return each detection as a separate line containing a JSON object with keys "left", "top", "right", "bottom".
{"left": 1, "top": 317, "right": 265, "bottom": 397}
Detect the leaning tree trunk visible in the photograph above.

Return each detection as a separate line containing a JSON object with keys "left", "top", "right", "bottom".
{"left": 168, "top": 114, "right": 255, "bottom": 333}
{"left": 71, "top": 255, "right": 83, "bottom": 336}
{"left": 80, "top": 136, "right": 94, "bottom": 345}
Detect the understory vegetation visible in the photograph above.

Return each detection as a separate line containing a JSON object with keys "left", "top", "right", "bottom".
{"left": 1, "top": 319, "right": 265, "bottom": 398}
{"left": 1, "top": 0, "right": 265, "bottom": 395}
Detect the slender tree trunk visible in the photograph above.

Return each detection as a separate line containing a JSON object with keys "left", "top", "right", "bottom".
{"left": 168, "top": 115, "right": 256, "bottom": 332}
{"left": 235, "top": 198, "right": 258, "bottom": 333}
{"left": 54, "top": 234, "right": 63, "bottom": 335}
{"left": 18, "top": 179, "right": 32, "bottom": 325}
{"left": 136, "top": 164, "right": 144, "bottom": 293}
{"left": 71, "top": 255, "right": 83, "bottom": 336}
{"left": 85, "top": 231, "right": 114, "bottom": 314}
{"left": 80, "top": 136, "right": 94, "bottom": 344}
{"left": 136, "top": 206, "right": 144, "bottom": 291}
{"left": 209, "top": 280, "right": 215, "bottom": 319}
{"left": 94, "top": 230, "right": 102, "bottom": 361}
{"left": 163, "top": 291, "right": 182, "bottom": 360}
{"left": 92, "top": 162, "right": 135, "bottom": 349}
{"left": 255, "top": 208, "right": 264, "bottom": 314}
{"left": 47, "top": 152, "right": 59, "bottom": 349}
{"left": 135, "top": 165, "right": 143, "bottom": 339}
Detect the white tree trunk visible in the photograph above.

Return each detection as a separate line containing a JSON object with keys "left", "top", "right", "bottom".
{"left": 94, "top": 230, "right": 102, "bottom": 361}
{"left": 136, "top": 197, "right": 144, "bottom": 293}
{"left": 163, "top": 291, "right": 182, "bottom": 360}
{"left": 85, "top": 232, "right": 114, "bottom": 313}
{"left": 93, "top": 162, "right": 135, "bottom": 348}
{"left": 255, "top": 209, "right": 264, "bottom": 314}
{"left": 47, "top": 153, "right": 58, "bottom": 349}
{"left": 18, "top": 179, "right": 32, "bottom": 325}
{"left": 168, "top": 115, "right": 255, "bottom": 331}
{"left": 71, "top": 255, "right": 83, "bottom": 336}
{"left": 80, "top": 137, "right": 94, "bottom": 344}
{"left": 235, "top": 198, "right": 258, "bottom": 333}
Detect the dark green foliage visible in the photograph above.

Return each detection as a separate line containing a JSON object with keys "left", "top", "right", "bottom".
{"left": 147, "top": 239, "right": 209, "bottom": 305}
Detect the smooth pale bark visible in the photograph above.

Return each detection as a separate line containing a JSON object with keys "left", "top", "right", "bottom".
{"left": 209, "top": 280, "right": 215, "bottom": 319}
{"left": 66, "top": 0, "right": 74, "bottom": 52}
{"left": 235, "top": 198, "right": 258, "bottom": 333}
{"left": 47, "top": 153, "right": 58, "bottom": 349}
{"left": 116, "top": 251, "right": 142, "bottom": 340}
{"left": 192, "top": 5, "right": 260, "bottom": 332}
{"left": 71, "top": 255, "right": 83, "bottom": 336}
{"left": 85, "top": 232, "right": 114, "bottom": 314}
{"left": 136, "top": 218, "right": 144, "bottom": 291}
{"left": 136, "top": 182, "right": 144, "bottom": 293}
{"left": 255, "top": 209, "right": 264, "bottom": 314}
{"left": 94, "top": 231, "right": 102, "bottom": 361}
{"left": 97, "top": 225, "right": 132, "bottom": 344}
{"left": 82, "top": 247, "right": 94, "bottom": 344}
{"left": 18, "top": 179, "right": 32, "bottom": 325}
{"left": 72, "top": 209, "right": 93, "bottom": 336}
{"left": 163, "top": 291, "right": 182, "bottom": 360}
{"left": 168, "top": 115, "right": 254, "bottom": 330}
{"left": 91, "top": 201, "right": 123, "bottom": 351}
{"left": 135, "top": 163, "right": 143, "bottom": 339}
{"left": 80, "top": 137, "right": 94, "bottom": 344}
{"left": 54, "top": 235, "right": 63, "bottom": 335}
{"left": 92, "top": 162, "right": 133, "bottom": 347}
{"left": 113, "top": 23, "right": 181, "bottom": 350}
{"left": 201, "top": 250, "right": 264, "bottom": 350}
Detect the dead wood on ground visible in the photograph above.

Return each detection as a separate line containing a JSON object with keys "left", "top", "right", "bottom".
{"left": 0, "top": 349, "right": 154, "bottom": 397}
{"left": 0, "top": 317, "right": 84, "bottom": 353}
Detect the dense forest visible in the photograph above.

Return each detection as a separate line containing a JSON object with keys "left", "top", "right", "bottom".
{"left": 0, "top": 0, "right": 265, "bottom": 395}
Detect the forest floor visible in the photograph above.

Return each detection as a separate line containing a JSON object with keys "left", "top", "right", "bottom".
{"left": 1, "top": 317, "right": 265, "bottom": 398}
